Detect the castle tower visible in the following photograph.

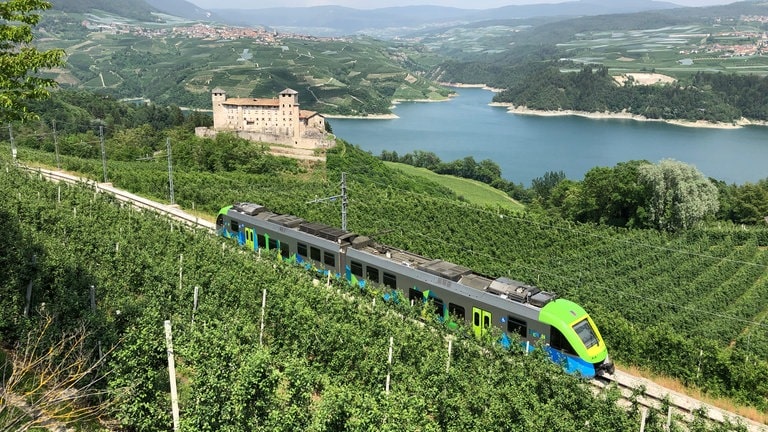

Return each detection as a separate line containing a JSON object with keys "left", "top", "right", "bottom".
{"left": 211, "top": 87, "right": 227, "bottom": 129}
{"left": 279, "top": 88, "right": 301, "bottom": 141}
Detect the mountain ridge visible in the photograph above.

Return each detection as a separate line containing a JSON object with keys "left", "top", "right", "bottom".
{"left": 209, "top": 0, "right": 682, "bottom": 36}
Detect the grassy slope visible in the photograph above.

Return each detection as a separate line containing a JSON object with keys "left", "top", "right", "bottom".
{"left": 385, "top": 161, "right": 524, "bottom": 212}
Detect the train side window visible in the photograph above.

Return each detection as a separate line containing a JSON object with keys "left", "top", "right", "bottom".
{"left": 473, "top": 310, "right": 480, "bottom": 327}
{"left": 448, "top": 303, "right": 465, "bottom": 321}
{"left": 230, "top": 220, "right": 239, "bottom": 232}
{"left": 483, "top": 314, "right": 490, "bottom": 329}
{"left": 280, "top": 242, "right": 290, "bottom": 257}
{"left": 383, "top": 272, "right": 397, "bottom": 289}
{"left": 257, "top": 234, "right": 266, "bottom": 248}
{"left": 268, "top": 238, "right": 278, "bottom": 250}
{"left": 366, "top": 266, "right": 379, "bottom": 283}
{"left": 297, "top": 242, "right": 308, "bottom": 257}
{"left": 432, "top": 298, "right": 444, "bottom": 317}
{"left": 507, "top": 316, "right": 527, "bottom": 338}
{"left": 351, "top": 260, "right": 363, "bottom": 277}
{"left": 323, "top": 251, "right": 335, "bottom": 267}
{"left": 408, "top": 287, "right": 422, "bottom": 304}
{"left": 310, "top": 247, "right": 321, "bottom": 261}
{"left": 550, "top": 326, "right": 576, "bottom": 355}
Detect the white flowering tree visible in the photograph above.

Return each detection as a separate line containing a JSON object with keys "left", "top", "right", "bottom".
{"left": 638, "top": 159, "right": 719, "bottom": 231}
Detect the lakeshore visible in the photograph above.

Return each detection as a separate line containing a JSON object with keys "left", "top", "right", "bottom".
{"left": 331, "top": 86, "right": 768, "bottom": 185}
{"left": 440, "top": 82, "right": 504, "bottom": 92}
{"left": 492, "top": 103, "right": 768, "bottom": 130}
{"left": 323, "top": 94, "right": 457, "bottom": 119}
{"left": 323, "top": 113, "right": 399, "bottom": 119}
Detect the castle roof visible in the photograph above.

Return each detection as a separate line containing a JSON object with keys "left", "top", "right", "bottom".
{"left": 223, "top": 97, "right": 279, "bottom": 107}
{"left": 211, "top": 87, "right": 226, "bottom": 94}
{"left": 300, "top": 110, "right": 323, "bottom": 119}
{"left": 280, "top": 88, "right": 299, "bottom": 95}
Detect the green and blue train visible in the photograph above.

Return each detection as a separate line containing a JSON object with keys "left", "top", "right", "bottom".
{"left": 217, "top": 202, "right": 614, "bottom": 378}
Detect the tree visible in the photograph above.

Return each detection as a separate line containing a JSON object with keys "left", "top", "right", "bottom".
{"left": 576, "top": 161, "right": 650, "bottom": 227}
{"left": 728, "top": 180, "right": 768, "bottom": 225}
{"left": 531, "top": 170, "right": 565, "bottom": 203}
{"left": 0, "top": 0, "right": 64, "bottom": 123}
{"left": 638, "top": 159, "right": 719, "bottom": 231}
{"left": 0, "top": 316, "right": 115, "bottom": 431}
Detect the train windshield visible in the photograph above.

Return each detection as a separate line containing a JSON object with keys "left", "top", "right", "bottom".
{"left": 572, "top": 319, "right": 599, "bottom": 349}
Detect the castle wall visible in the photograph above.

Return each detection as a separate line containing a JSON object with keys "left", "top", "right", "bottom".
{"left": 206, "top": 88, "right": 330, "bottom": 151}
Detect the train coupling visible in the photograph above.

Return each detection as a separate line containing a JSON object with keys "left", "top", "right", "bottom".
{"left": 597, "top": 355, "right": 615, "bottom": 375}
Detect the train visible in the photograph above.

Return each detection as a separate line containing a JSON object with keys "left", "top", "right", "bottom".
{"left": 216, "top": 202, "right": 614, "bottom": 377}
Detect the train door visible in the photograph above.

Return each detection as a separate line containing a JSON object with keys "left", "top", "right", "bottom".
{"left": 245, "top": 227, "right": 255, "bottom": 251}
{"left": 237, "top": 223, "right": 245, "bottom": 245}
{"left": 472, "top": 307, "right": 492, "bottom": 339}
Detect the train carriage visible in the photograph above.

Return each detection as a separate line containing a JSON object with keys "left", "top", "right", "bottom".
{"left": 216, "top": 202, "right": 614, "bottom": 377}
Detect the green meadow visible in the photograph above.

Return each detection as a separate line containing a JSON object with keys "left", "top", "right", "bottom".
{"left": 385, "top": 162, "right": 525, "bottom": 212}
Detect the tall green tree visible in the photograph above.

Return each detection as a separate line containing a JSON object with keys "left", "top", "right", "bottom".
{"left": 638, "top": 159, "right": 719, "bottom": 231}
{"left": 728, "top": 180, "right": 768, "bottom": 225}
{"left": 0, "top": 0, "right": 64, "bottom": 123}
{"left": 531, "top": 170, "right": 565, "bottom": 203}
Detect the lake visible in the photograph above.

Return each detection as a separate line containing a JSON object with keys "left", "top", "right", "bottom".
{"left": 330, "top": 87, "right": 768, "bottom": 186}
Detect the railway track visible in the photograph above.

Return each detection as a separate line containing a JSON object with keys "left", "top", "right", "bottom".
{"left": 594, "top": 371, "right": 766, "bottom": 431}
{"left": 25, "top": 165, "right": 767, "bottom": 432}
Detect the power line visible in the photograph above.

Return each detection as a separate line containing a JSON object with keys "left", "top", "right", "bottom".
{"left": 307, "top": 172, "right": 348, "bottom": 230}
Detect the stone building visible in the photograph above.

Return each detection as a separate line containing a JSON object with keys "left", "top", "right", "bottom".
{"left": 197, "top": 88, "right": 333, "bottom": 158}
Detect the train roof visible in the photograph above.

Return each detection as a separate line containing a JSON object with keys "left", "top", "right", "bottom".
{"left": 227, "top": 202, "right": 558, "bottom": 309}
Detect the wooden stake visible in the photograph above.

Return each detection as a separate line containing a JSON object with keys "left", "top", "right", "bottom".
{"left": 164, "top": 320, "right": 180, "bottom": 431}
{"left": 385, "top": 336, "right": 394, "bottom": 395}
{"left": 259, "top": 289, "right": 267, "bottom": 347}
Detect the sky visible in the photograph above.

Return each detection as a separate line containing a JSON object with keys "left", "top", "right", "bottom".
{"left": 187, "top": 0, "right": 739, "bottom": 9}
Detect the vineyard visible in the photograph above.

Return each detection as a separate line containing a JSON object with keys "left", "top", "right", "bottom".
{"left": 1, "top": 138, "right": 767, "bottom": 428}
{"left": 0, "top": 165, "right": 670, "bottom": 431}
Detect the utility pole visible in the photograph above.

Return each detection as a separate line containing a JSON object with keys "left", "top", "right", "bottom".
{"left": 99, "top": 125, "right": 107, "bottom": 183}
{"left": 341, "top": 171, "right": 347, "bottom": 232}
{"left": 307, "top": 172, "right": 348, "bottom": 231}
{"left": 166, "top": 137, "right": 175, "bottom": 205}
{"left": 307, "top": 172, "right": 351, "bottom": 279}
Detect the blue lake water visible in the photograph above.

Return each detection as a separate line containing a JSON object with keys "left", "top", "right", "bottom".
{"left": 330, "top": 87, "right": 768, "bottom": 186}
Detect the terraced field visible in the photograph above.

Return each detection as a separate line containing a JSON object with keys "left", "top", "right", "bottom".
{"left": 37, "top": 13, "right": 452, "bottom": 114}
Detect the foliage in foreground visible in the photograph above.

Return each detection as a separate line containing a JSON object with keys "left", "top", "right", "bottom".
{"left": 4, "top": 140, "right": 768, "bottom": 412}
{"left": 0, "top": 163, "right": 758, "bottom": 430}
{"left": 0, "top": 0, "right": 65, "bottom": 124}
{"left": 0, "top": 166, "right": 664, "bottom": 431}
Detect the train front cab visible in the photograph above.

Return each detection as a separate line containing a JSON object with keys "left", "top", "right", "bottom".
{"left": 538, "top": 299, "right": 613, "bottom": 378}
{"left": 216, "top": 206, "right": 234, "bottom": 238}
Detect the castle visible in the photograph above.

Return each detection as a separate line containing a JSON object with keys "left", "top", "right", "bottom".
{"left": 196, "top": 88, "right": 333, "bottom": 159}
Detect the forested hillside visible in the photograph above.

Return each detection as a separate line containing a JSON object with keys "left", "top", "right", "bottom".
{"left": 492, "top": 64, "right": 768, "bottom": 123}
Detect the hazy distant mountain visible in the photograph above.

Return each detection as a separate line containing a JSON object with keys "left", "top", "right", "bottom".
{"left": 211, "top": 0, "right": 681, "bottom": 36}
{"left": 54, "top": 0, "right": 221, "bottom": 23}
{"left": 52, "top": 0, "right": 159, "bottom": 21}
{"left": 145, "top": 0, "right": 221, "bottom": 21}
